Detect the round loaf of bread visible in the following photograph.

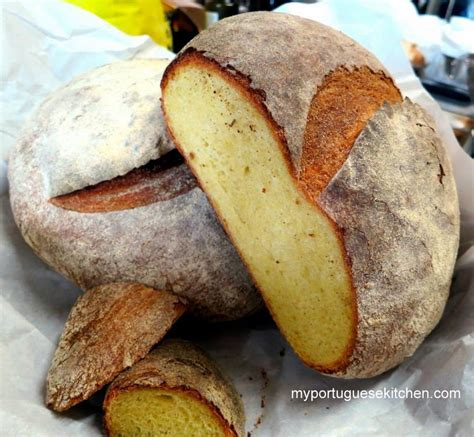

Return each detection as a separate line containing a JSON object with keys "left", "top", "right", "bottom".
{"left": 8, "top": 59, "right": 259, "bottom": 322}
{"left": 162, "top": 12, "right": 460, "bottom": 377}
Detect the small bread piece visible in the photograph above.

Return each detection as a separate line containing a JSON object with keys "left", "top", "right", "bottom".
{"left": 8, "top": 59, "right": 259, "bottom": 322}
{"left": 104, "top": 340, "right": 244, "bottom": 437}
{"left": 162, "top": 12, "right": 460, "bottom": 377}
{"left": 46, "top": 283, "right": 185, "bottom": 412}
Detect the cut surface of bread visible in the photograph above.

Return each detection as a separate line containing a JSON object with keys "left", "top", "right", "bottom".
{"left": 106, "top": 387, "right": 230, "bottom": 437}
{"left": 50, "top": 150, "right": 197, "bottom": 212}
{"left": 163, "top": 58, "right": 355, "bottom": 369}
{"left": 104, "top": 339, "right": 244, "bottom": 437}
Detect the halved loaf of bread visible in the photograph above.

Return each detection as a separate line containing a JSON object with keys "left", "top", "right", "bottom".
{"left": 104, "top": 339, "right": 244, "bottom": 437}
{"left": 162, "top": 12, "right": 460, "bottom": 377}
{"left": 8, "top": 59, "right": 259, "bottom": 322}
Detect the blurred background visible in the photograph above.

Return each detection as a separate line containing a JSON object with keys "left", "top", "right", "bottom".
{"left": 63, "top": 0, "right": 473, "bottom": 154}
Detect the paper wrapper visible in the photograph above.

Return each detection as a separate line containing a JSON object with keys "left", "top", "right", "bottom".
{"left": 1, "top": 0, "right": 473, "bottom": 435}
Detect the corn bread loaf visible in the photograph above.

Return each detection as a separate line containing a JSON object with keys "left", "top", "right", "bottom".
{"left": 8, "top": 59, "right": 259, "bottom": 322}
{"left": 162, "top": 12, "right": 460, "bottom": 377}
{"left": 104, "top": 339, "right": 245, "bottom": 437}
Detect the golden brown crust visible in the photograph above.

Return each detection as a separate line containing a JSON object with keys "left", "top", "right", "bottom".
{"left": 300, "top": 66, "right": 402, "bottom": 198}
{"left": 104, "top": 339, "right": 245, "bottom": 437}
{"left": 50, "top": 150, "right": 197, "bottom": 213}
{"left": 46, "top": 283, "right": 185, "bottom": 411}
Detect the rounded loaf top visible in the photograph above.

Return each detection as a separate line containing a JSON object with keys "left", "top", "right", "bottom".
{"left": 19, "top": 59, "right": 174, "bottom": 198}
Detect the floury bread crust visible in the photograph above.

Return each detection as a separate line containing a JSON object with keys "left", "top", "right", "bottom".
{"left": 104, "top": 340, "right": 245, "bottom": 437}
{"left": 32, "top": 59, "right": 175, "bottom": 198}
{"left": 318, "top": 100, "right": 459, "bottom": 377}
{"left": 8, "top": 59, "right": 259, "bottom": 321}
{"left": 162, "top": 12, "right": 460, "bottom": 377}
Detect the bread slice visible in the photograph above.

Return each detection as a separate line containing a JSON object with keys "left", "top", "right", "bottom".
{"left": 104, "top": 339, "right": 244, "bottom": 437}
{"left": 8, "top": 59, "right": 259, "bottom": 322}
{"left": 161, "top": 12, "right": 460, "bottom": 377}
{"left": 46, "top": 283, "right": 185, "bottom": 411}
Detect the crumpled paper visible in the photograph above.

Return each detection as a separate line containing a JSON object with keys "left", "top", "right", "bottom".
{"left": 1, "top": 0, "right": 473, "bottom": 436}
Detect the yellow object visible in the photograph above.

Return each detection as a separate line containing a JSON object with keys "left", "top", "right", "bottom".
{"left": 66, "top": 0, "right": 172, "bottom": 49}
{"left": 106, "top": 388, "right": 228, "bottom": 436}
{"left": 163, "top": 64, "right": 355, "bottom": 369}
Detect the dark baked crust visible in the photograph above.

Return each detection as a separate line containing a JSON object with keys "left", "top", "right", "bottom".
{"left": 301, "top": 66, "right": 401, "bottom": 197}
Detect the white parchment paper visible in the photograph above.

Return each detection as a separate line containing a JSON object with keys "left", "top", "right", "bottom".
{"left": 1, "top": 0, "right": 473, "bottom": 435}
